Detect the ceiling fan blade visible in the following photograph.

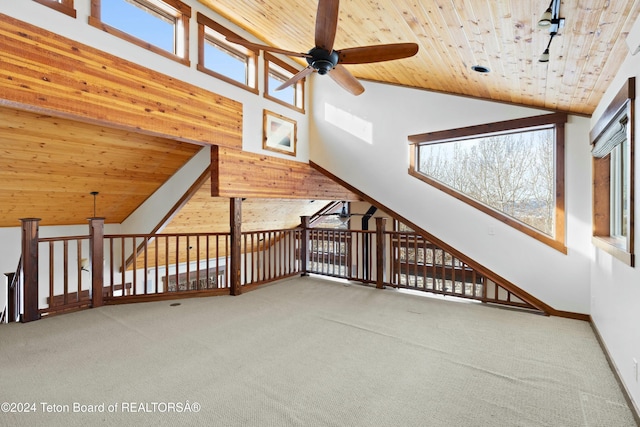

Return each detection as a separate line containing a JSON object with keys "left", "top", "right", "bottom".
{"left": 338, "top": 43, "right": 419, "bottom": 64}
{"left": 225, "top": 36, "right": 310, "bottom": 58}
{"left": 315, "top": 0, "right": 340, "bottom": 51}
{"left": 276, "top": 66, "right": 315, "bottom": 91}
{"left": 329, "top": 64, "right": 365, "bottom": 96}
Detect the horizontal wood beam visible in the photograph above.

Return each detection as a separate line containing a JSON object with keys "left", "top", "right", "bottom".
{"left": 0, "top": 14, "right": 242, "bottom": 148}
{"left": 211, "top": 146, "right": 360, "bottom": 200}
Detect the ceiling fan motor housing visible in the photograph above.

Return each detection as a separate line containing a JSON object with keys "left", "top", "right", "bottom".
{"left": 307, "top": 47, "right": 339, "bottom": 74}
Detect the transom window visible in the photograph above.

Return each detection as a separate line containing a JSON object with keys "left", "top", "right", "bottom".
{"left": 33, "top": 0, "right": 76, "bottom": 18}
{"left": 89, "top": 0, "right": 190, "bottom": 65}
{"left": 196, "top": 13, "right": 258, "bottom": 94}
{"left": 264, "top": 53, "right": 305, "bottom": 113}
{"left": 409, "top": 113, "right": 567, "bottom": 253}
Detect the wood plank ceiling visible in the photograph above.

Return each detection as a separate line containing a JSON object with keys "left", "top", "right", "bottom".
{"left": 200, "top": 0, "right": 640, "bottom": 116}
{"left": 0, "top": 106, "right": 201, "bottom": 227}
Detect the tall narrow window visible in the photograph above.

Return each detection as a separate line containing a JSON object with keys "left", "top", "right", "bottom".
{"left": 591, "top": 77, "right": 635, "bottom": 266}
{"left": 264, "top": 53, "right": 305, "bottom": 113}
{"left": 196, "top": 13, "right": 258, "bottom": 94}
{"left": 409, "top": 113, "right": 567, "bottom": 253}
{"left": 33, "top": 0, "right": 76, "bottom": 18}
{"left": 610, "top": 141, "right": 627, "bottom": 240}
{"left": 89, "top": 0, "right": 190, "bottom": 65}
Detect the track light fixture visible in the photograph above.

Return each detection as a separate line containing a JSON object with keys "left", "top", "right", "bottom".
{"left": 538, "top": 32, "right": 556, "bottom": 63}
{"left": 537, "top": 0, "right": 564, "bottom": 63}
{"left": 538, "top": 1, "right": 553, "bottom": 27}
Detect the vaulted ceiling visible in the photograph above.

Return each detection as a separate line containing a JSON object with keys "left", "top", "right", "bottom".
{"left": 200, "top": 0, "right": 640, "bottom": 115}
{"left": 2, "top": 1, "right": 640, "bottom": 230}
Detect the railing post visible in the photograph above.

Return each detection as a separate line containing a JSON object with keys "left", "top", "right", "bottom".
{"left": 89, "top": 217, "right": 105, "bottom": 307}
{"left": 300, "top": 216, "right": 310, "bottom": 276}
{"left": 21, "top": 218, "right": 40, "bottom": 322}
{"left": 375, "top": 217, "right": 387, "bottom": 289}
{"left": 230, "top": 198, "right": 242, "bottom": 296}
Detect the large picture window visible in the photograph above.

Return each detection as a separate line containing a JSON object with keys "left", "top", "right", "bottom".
{"left": 196, "top": 13, "right": 258, "bottom": 94}
{"left": 89, "top": 0, "right": 190, "bottom": 65}
{"left": 591, "top": 77, "right": 635, "bottom": 266}
{"left": 409, "top": 113, "right": 567, "bottom": 252}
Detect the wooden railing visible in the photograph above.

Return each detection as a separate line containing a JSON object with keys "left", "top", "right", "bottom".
{"left": 14, "top": 218, "right": 303, "bottom": 321}
{"left": 304, "top": 217, "right": 547, "bottom": 314}
{"left": 38, "top": 235, "right": 92, "bottom": 316}
{"left": 13, "top": 215, "right": 549, "bottom": 323}
{"left": 387, "top": 232, "right": 534, "bottom": 309}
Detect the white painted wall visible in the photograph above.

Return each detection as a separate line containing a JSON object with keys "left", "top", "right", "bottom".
{"left": 120, "top": 146, "right": 211, "bottom": 235}
{"left": 309, "top": 77, "right": 593, "bottom": 315}
{"left": 589, "top": 48, "right": 640, "bottom": 413}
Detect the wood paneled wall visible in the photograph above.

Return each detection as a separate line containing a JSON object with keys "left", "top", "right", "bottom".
{"left": 0, "top": 14, "right": 242, "bottom": 147}
{"left": 211, "top": 146, "right": 359, "bottom": 200}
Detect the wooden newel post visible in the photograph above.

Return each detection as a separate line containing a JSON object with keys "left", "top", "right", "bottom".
{"left": 89, "top": 217, "right": 105, "bottom": 308}
{"left": 21, "top": 218, "right": 40, "bottom": 322}
{"left": 230, "top": 198, "right": 242, "bottom": 296}
{"left": 300, "top": 216, "right": 310, "bottom": 276}
{"left": 375, "top": 217, "right": 387, "bottom": 289}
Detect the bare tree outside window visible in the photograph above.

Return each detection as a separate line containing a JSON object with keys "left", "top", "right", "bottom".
{"left": 417, "top": 128, "right": 555, "bottom": 235}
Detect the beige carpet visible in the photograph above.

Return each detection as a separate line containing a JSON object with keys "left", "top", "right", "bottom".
{"left": 0, "top": 276, "right": 636, "bottom": 426}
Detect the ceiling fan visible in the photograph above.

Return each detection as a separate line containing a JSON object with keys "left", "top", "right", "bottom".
{"left": 226, "top": 0, "right": 419, "bottom": 96}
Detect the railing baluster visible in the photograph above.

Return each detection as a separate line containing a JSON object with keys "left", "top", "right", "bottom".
{"left": 154, "top": 237, "right": 159, "bottom": 294}
{"left": 120, "top": 238, "right": 126, "bottom": 296}
{"left": 206, "top": 236, "right": 211, "bottom": 289}
{"left": 109, "top": 238, "right": 114, "bottom": 296}
{"left": 143, "top": 236, "right": 148, "bottom": 295}
{"left": 63, "top": 240, "right": 69, "bottom": 305}
{"left": 131, "top": 238, "right": 137, "bottom": 295}
{"left": 49, "top": 241, "right": 54, "bottom": 308}
{"left": 76, "top": 240, "right": 82, "bottom": 302}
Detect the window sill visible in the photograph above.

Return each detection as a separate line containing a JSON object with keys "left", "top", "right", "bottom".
{"left": 264, "top": 94, "right": 305, "bottom": 114}
{"left": 592, "top": 235, "right": 634, "bottom": 266}
{"left": 196, "top": 64, "right": 259, "bottom": 95}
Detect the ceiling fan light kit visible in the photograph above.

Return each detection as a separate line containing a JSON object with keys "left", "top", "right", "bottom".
{"left": 226, "top": 0, "right": 419, "bottom": 95}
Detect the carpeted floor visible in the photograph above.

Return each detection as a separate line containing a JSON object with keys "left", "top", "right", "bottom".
{"left": 0, "top": 276, "right": 636, "bottom": 426}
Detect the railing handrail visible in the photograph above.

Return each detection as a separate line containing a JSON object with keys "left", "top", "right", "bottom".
{"left": 105, "top": 232, "right": 230, "bottom": 239}
{"left": 9, "top": 256, "right": 22, "bottom": 290}
{"left": 38, "top": 235, "right": 90, "bottom": 243}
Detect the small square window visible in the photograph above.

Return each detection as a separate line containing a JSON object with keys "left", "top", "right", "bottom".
{"left": 196, "top": 13, "right": 258, "bottom": 94}
{"left": 264, "top": 53, "right": 305, "bottom": 113}
{"left": 89, "top": 0, "right": 190, "bottom": 66}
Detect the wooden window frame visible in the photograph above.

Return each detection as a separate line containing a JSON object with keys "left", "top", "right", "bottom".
{"left": 196, "top": 13, "right": 258, "bottom": 94}
{"left": 89, "top": 0, "right": 190, "bottom": 66}
{"left": 33, "top": 0, "right": 76, "bottom": 18}
{"left": 408, "top": 113, "right": 568, "bottom": 253}
{"left": 591, "top": 77, "right": 635, "bottom": 266}
{"left": 264, "top": 53, "right": 305, "bottom": 114}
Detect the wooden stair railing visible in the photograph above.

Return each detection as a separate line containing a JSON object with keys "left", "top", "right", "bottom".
{"left": 300, "top": 216, "right": 554, "bottom": 316}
